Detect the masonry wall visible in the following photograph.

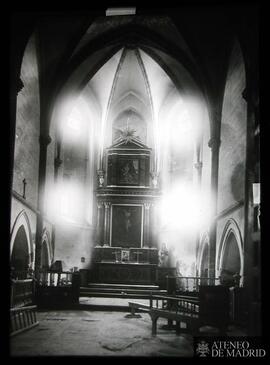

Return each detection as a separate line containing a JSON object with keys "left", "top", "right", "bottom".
{"left": 54, "top": 223, "right": 94, "bottom": 270}
{"left": 216, "top": 40, "right": 247, "bottom": 276}
{"left": 10, "top": 33, "right": 40, "bottom": 267}
{"left": 12, "top": 34, "right": 40, "bottom": 209}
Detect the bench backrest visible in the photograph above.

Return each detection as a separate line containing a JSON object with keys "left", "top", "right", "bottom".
{"left": 199, "top": 285, "right": 230, "bottom": 326}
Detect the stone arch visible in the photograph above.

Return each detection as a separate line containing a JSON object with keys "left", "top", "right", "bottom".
{"left": 218, "top": 218, "right": 244, "bottom": 286}
{"left": 198, "top": 232, "right": 210, "bottom": 280}
{"left": 10, "top": 210, "right": 34, "bottom": 271}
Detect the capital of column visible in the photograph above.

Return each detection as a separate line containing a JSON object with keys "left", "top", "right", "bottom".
{"left": 208, "top": 137, "right": 221, "bottom": 150}
{"left": 104, "top": 202, "right": 111, "bottom": 209}
{"left": 144, "top": 202, "right": 151, "bottom": 210}
{"left": 97, "top": 202, "right": 104, "bottom": 209}
{"left": 39, "top": 134, "right": 52, "bottom": 147}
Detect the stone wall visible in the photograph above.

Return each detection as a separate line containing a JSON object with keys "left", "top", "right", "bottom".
{"left": 12, "top": 34, "right": 40, "bottom": 208}
{"left": 216, "top": 40, "right": 247, "bottom": 277}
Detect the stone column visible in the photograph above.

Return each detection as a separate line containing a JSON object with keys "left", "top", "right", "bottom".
{"left": 35, "top": 134, "right": 52, "bottom": 279}
{"left": 103, "top": 202, "right": 111, "bottom": 246}
{"left": 194, "top": 160, "right": 203, "bottom": 269}
{"left": 51, "top": 146, "right": 63, "bottom": 255}
{"left": 208, "top": 136, "right": 221, "bottom": 282}
{"left": 143, "top": 203, "right": 151, "bottom": 247}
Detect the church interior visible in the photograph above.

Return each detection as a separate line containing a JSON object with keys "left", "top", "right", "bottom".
{"left": 8, "top": 4, "right": 261, "bottom": 357}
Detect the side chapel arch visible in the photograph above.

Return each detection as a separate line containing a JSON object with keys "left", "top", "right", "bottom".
{"left": 218, "top": 218, "right": 244, "bottom": 286}
{"left": 10, "top": 210, "right": 34, "bottom": 271}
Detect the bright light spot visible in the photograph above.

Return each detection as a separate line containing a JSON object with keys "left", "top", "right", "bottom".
{"left": 67, "top": 116, "right": 81, "bottom": 133}
{"left": 170, "top": 110, "right": 194, "bottom": 150}
{"left": 46, "top": 181, "right": 84, "bottom": 223}
{"left": 158, "top": 183, "right": 212, "bottom": 234}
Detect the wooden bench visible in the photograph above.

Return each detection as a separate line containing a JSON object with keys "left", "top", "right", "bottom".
{"left": 149, "top": 286, "right": 230, "bottom": 336}
{"left": 128, "top": 301, "right": 151, "bottom": 316}
{"left": 128, "top": 286, "right": 230, "bottom": 336}
{"left": 128, "top": 294, "right": 199, "bottom": 330}
{"left": 10, "top": 305, "right": 39, "bottom": 337}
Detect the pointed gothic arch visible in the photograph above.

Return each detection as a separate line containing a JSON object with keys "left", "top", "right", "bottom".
{"left": 10, "top": 210, "right": 34, "bottom": 273}
{"left": 198, "top": 232, "right": 210, "bottom": 282}
{"left": 218, "top": 218, "right": 244, "bottom": 286}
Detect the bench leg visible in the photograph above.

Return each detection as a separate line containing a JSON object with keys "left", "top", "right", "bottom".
{"left": 175, "top": 321, "right": 181, "bottom": 335}
{"left": 167, "top": 319, "right": 173, "bottom": 329}
{"left": 190, "top": 320, "right": 200, "bottom": 336}
{"left": 151, "top": 315, "right": 158, "bottom": 336}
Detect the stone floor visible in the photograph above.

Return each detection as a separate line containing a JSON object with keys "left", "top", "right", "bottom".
{"left": 10, "top": 297, "right": 246, "bottom": 357}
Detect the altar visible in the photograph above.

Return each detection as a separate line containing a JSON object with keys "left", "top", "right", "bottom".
{"left": 90, "top": 262, "right": 157, "bottom": 285}
{"left": 90, "top": 135, "right": 161, "bottom": 286}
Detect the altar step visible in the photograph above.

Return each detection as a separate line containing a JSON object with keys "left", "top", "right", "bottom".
{"left": 80, "top": 283, "right": 166, "bottom": 299}
{"left": 87, "top": 283, "right": 160, "bottom": 290}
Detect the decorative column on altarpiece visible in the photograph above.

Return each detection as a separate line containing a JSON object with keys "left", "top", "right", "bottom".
{"left": 143, "top": 202, "right": 151, "bottom": 248}
{"left": 103, "top": 202, "right": 111, "bottom": 246}
{"left": 96, "top": 202, "right": 104, "bottom": 245}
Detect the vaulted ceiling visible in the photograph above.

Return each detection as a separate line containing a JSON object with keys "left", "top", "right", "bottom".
{"left": 11, "top": 6, "right": 258, "bottom": 129}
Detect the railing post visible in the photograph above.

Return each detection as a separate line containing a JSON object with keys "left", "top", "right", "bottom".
{"left": 10, "top": 280, "right": 14, "bottom": 307}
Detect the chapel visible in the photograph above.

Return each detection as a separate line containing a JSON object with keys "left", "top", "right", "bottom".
{"left": 8, "top": 4, "right": 261, "bottom": 357}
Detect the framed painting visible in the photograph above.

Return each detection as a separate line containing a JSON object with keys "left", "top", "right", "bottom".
{"left": 118, "top": 158, "right": 139, "bottom": 185}
{"left": 111, "top": 205, "right": 143, "bottom": 248}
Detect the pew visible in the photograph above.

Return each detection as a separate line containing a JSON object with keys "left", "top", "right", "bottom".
{"left": 128, "top": 301, "right": 151, "bottom": 315}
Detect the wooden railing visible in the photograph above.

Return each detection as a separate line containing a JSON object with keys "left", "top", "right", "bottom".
{"left": 10, "top": 279, "right": 34, "bottom": 308}
{"left": 150, "top": 294, "right": 200, "bottom": 316}
{"left": 37, "top": 269, "right": 73, "bottom": 287}
{"left": 10, "top": 305, "right": 39, "bottom": 336}
{"left": 174, "top": 276, "right": 220, "bottom": 293}
{"left": 36, "top": 271, "right": 80, "bottom": 308}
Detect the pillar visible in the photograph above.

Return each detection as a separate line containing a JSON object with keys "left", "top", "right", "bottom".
{"left": 143, "top": 202, "right": 151, "bottom": 247}
{"left": 242, "top": 83, "right": 261, "bottom": 335}
{"left": 208, "top": 136, "right": 221, "bottom": 282}
{"left": 103, "top": 202, "right": 111, "bottom": 246}
{"left": 35, "top": 134, "right": 52, "bottom": 280}
{"left": 194, "top": 158, "right": 203, "bottom": 269}
{"left": 96, "top": 202, "right": 104, "bottom": 245}
{"left": 51, "top": 143, "right": 63, "bottom": 255}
